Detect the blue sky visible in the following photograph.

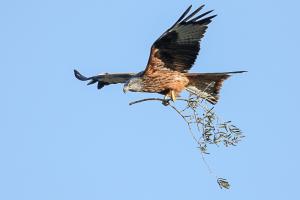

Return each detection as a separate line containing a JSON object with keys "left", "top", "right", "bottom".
{"left": 1, "top": 0, "right": 300, "bottom": 199}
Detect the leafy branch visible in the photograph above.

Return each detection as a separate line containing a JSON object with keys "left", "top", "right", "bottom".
{"left": 129, "top": 94, "right": 244, "bottom": 189}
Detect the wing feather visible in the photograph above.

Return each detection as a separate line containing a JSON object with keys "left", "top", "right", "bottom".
{"left": 144, "top": 5, "right": 216, "bottom": 74}
{"left": 74, "top": 69, "right": 135, "bottom": 90}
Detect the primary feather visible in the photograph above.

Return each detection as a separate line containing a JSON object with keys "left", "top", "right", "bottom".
{"left": 144, "top": 5, "right": 217, "bottom": 73}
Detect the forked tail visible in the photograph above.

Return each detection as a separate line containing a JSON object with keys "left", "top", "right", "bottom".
{"left": 186, "top": 71, "right": 246, "bottom": 104}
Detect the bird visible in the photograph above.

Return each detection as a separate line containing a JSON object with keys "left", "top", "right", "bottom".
{"left": 74, "top": 4, "right": 246, "bottom": 104}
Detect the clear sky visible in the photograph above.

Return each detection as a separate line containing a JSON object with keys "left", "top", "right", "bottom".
{"left": 1, "top": 0, "right": 299, "bottom": 199}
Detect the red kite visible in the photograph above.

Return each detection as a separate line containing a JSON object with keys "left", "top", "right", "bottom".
{"left": 75, "top": 5, "right": 246, "bottom": 104}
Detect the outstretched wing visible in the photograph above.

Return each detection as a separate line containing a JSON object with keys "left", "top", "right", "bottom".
{"left": 144, "top": 5, "right": 216, "bottom": 74}
{"left": 74, "top": 69, "right": 135, "bottom": 89}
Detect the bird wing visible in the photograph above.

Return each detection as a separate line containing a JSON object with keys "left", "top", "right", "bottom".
{"left": 144, "top": 5, "right": 216, "bottom": 74}
{"left": 74, "top": 70, "right": 135, "bottom": 89}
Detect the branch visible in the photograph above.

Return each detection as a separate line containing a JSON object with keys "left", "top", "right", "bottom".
{"left": 128, "top": 95, "right": 243, "bottom": 189}
{"left": 129, "top": 98, "right": 170, "bottom": 106}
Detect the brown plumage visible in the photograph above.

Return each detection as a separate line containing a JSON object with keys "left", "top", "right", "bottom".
{"left": 74, "top": 5, "right": 246, "bottom": 104}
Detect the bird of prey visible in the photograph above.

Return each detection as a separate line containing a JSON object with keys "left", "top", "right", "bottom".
{"left": 74, "top": 5, "right": 246, "bottom": 104}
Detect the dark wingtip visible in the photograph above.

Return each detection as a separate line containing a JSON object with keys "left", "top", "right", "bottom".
{"left": 97, "top": 82, "right": 106, "bottom": 89}
{"left": 74, "top": 69, "right": 79, "bottom": 78}
{"left": 74, "top": 69, "right": 89, "bottom": 81}
{"left": 183, "top": 4, "right": 205, "bottom": 22}
{"left": 194, "top": 13, "right": 217, "bottom": 24}
{"left": 74, "top": 69, "right": 110, "bottom": 90}
{"left": 172, "top": 5, "right": 193, "bottom": 27}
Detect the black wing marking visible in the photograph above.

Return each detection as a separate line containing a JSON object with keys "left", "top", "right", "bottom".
{"left": 145, "top": 5, "right": 216, "bottom": 73}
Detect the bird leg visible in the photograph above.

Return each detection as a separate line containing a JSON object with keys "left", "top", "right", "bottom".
{"left": 161, "top": 90, "right": 177, "bottom": 106}
{"left": 164, "top": 90, "right": 177, "bottom": 102}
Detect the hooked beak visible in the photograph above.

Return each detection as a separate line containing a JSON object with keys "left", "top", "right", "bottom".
{"left": 123, "top": 85, "right": 129, "bottom": 93}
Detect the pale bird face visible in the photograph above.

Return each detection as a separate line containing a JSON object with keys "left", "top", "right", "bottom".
{"left": 123, "top": 78, "right": 143, "bottom": 93}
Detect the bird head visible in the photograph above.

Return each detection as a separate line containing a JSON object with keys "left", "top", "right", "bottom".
{"left": 123, "top": 77, "right": 143, "bottom": 93}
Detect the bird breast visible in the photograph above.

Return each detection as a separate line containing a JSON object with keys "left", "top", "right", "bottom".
{"left": 141, "top": 70, "right": 189, "bottom": 93}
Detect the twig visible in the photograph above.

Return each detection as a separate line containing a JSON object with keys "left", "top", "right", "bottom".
{"left": 169, "top": 104, "right": 199, "bottom": 144}
{"left": 129, "top": 98, "right": 168, "bottom": 106}
{"left": 128, "top": 95, "right": 243, "bottom": 189}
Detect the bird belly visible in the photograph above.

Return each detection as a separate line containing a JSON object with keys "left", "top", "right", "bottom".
{"left": 141, "top": 71, "right": 189, "bottom": 95}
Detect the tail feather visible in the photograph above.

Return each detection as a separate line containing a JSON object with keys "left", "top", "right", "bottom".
{"left": 186, "top": 71, "right": 246, "bottom": 104}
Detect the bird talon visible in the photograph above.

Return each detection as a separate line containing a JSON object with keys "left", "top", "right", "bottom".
{"left": 162, "top": 100, "right": 170, "bottom": 106}
{"left": 171, "top": 90, "right": 177, "bottom": 102}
